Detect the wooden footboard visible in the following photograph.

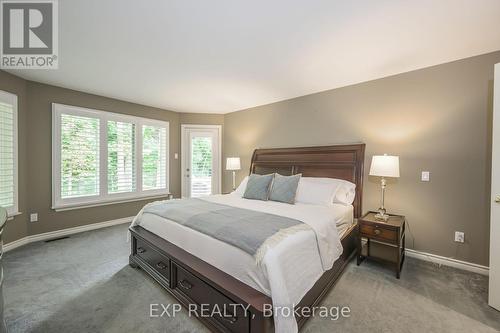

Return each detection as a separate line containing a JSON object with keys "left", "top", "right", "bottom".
{"left": 129, "top": 222, "right": 358, "bottom": 333}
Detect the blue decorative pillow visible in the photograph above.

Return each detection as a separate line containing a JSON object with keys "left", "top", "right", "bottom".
{"left": 269, "top": 173, "right": 302, "bottom": 204}
{"left": 243, "top": 174, "right": 274, "bottom": 201}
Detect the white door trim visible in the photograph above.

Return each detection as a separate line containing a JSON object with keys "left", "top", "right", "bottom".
{"left": 490, "top": 63, "right": 500, "bottom": 310}
{"left": 181, "top": 124, "right": 222, "bottom": 198}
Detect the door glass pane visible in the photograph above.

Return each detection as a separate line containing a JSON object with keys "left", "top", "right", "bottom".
{"left": 190, "top": 136, "right": 212, "bottom": 197}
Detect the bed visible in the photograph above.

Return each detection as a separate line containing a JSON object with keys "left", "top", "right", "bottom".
{"left": 129, "top": 144, "right": 365, "bottom": 333}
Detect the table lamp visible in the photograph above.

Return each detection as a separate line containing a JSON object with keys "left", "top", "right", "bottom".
{"left": 369, "top": 154, "right": 400, "bottom": 221}
{"left": 226, "top": 157, "right": 241, "bottom": 191}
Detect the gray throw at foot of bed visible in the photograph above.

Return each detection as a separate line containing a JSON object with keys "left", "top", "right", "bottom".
{"left": 140, "top": 198, "right": 311, "bottom": 262}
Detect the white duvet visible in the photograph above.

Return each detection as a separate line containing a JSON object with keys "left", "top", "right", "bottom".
{"left": 130, "top": 193, "right": 350, "bottom": 333}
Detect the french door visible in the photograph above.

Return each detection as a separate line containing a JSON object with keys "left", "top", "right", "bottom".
{"left": 491, "top": 63, "right": 500, "bottom": 311}
{"left": 181, "top": 125, "right": 221, "bottom": 198}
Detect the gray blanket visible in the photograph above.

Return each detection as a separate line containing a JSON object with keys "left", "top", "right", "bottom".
{"left": 142, "top": 198, "right": 309, "bottom": 260}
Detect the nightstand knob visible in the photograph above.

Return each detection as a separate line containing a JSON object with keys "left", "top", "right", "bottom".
{"left": 374, "top": 229, "right": 381, "bottom": 235}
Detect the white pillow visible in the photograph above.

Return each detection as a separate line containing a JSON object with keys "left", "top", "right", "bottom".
{"left": 233, "top": 176, "right": 249, "bottom": 196}
{"left": 295, "top": 178, "right": 337, "bottom": 206}
{"left": 333, "top": 181, "right": 356, "bottom": 205}
{"left": 295, "top": 177, "right": 356, "bottom": 206}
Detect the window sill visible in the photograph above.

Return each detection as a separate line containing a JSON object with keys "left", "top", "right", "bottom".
{"left": 52, "top": 193, "right": 171, "bottom": 212}
{"left": 7, "top": 212, "right": 22, "bottom": 221}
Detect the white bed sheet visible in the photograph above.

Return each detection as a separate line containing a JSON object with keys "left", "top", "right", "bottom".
{"left": 133, "top": 194, "right": 353, "bottom": 333}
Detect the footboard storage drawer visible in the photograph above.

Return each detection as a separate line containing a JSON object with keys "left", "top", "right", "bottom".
{"left": 135, "top": 238, "right": 170, "bottom": 283}
{"left": 173, "top": 263, "right": 250, "bottom": 333}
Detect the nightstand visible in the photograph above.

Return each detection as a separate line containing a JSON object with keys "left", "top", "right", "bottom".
{"left": 356, "top": 211, "right": 406, "bottom": 278}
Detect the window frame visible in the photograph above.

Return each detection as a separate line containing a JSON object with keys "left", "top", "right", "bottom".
{"left": 52, "top": 103, "right": 169, "bottom": 211}
{"left": 0, "top": 90, "right": 18, "bottom": 217}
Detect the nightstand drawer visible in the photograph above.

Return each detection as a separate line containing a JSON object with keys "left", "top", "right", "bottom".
{"left": 360, "top": 224, "right": 398, "bottom": 243}
{"left": 357, "top": 211, "right": 405, "bottom": 278}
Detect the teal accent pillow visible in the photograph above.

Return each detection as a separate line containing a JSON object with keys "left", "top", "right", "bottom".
{"left": 243, "top": 173, "right": 274, "bottom": 201}
{"left": 269, "top": 173, "right": 302, "bottom": 204}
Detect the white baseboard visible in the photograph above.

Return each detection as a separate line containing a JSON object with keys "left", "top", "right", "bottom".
{"left": 3, "top": 218, "right": 490, "bottom": 277}
{"left": 4, "top": 216, "right": 134, "bottom": 252}
{"left": 405, "top": 248, "right": 489, "bottom": 276}
{"left": 3, "top": 237, "right": 31, "bottom": 253}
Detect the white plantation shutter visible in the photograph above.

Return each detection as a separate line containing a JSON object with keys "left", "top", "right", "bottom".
{"left": 0, "top": 91, "right": 17, "bottom": 216}
{"left": 52, "top": 104, "right": 169, "bottom": 210}
{"left": 60, "top": 114, "right": 100, "bottom": 198}
{"left": 107, "top": 120, "right": 135, "bottom": 194}
{"left": 142, "top": 125, "right": 167, "bottom": 190}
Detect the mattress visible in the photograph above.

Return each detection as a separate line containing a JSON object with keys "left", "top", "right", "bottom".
{"left": 136, "top": 194, "right": 353, "bottom": 297}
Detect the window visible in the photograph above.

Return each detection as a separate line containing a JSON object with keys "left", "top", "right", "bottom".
{"left": 0, "top": 91, "right": 18, "bottom": 216}
{"left": 52, "top": 104, "right": 169, "bottom": 211}
{"left": 61, "top": 114, "right": 100, "bottom": 198}
{"left": 108, "top": 120, "right": 135, "bottom": 194}
{"left": 142, "top": 125, "right": 167, "bottom": 190}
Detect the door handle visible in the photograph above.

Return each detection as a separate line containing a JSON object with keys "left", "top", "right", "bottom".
{"left": 495, "top": 195, "right": 500, "bottom": 203}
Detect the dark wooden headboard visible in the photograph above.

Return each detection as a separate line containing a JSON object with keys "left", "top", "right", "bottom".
{"left": 250, "top": 144, "right": 365, "bottom": 218}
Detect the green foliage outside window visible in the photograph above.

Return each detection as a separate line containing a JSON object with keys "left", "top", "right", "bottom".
{"left": 143, "top": 125, "right": 166, "bottom": 189}
{"left": 61, "top": 115, "right": 99, "bottom": 198}
{"left": 191, "top": 137, "right": 212, "bottom": 178}
{"left": 108, "top": 121, "right": 135, "bottom": 193}
{"left": 61, "top": 115, "right": 167, "bottom": 198}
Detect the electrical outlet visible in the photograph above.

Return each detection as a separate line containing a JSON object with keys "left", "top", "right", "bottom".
{"left": 421, "top": 171, "right": 430, "bottom": 182}
{"left": 454, "top": 231, "right": 464, "bottom": 243}
{"left": 30, "top": 213, "right": 38, "bottom": 222}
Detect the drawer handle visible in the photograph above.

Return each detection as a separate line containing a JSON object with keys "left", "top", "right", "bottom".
{"left": 179, "top": 279, "right": 193, "bottom": 290}
{"left": 221, "top": 316, "right": 237, "bottom": 324}
{"left": 374, "top": 229, "right": 381, "bottom": 235}
{"left": 156, "top": 262, "right": 167, "bottom": 270}
{"left": 137, "top": 247, "right": 146, "bottom": 254}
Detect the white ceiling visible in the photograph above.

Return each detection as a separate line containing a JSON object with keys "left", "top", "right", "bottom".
{"left": 7, "top": 0, "right": 500, "bottom": 114}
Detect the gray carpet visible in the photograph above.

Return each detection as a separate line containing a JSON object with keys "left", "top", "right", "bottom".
{"left": 3, "top": 223, "right": 500, "bottom": 333}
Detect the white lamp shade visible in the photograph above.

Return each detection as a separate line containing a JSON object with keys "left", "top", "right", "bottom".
{"left": 369, "top": 155, "right": 400, "bottom": 178}
{"left": 226, "top": 157, "right": 241, "bottom": 171}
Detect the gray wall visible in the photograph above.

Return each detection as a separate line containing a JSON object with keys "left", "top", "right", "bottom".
{"left": 180, "top": 113, "right": 225, "bottom": 126}
{"left": 1, "top": 50, "right": 498, "bottom": 266}
{"left": 26, "top": 81, "right": 183, "bottom": 236}
{"left": 0, "top": 71, "right": 28, "bottom": 244}
{"left": 223, "top": 51, "right": 500, "bottom": 266}
{"left": 0, "top": 72, "right": 224, "bottom": 242}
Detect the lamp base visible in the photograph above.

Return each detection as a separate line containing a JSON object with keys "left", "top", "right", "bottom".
{"left": 374, "top": 207, "right": 389, "bottom": 221}
{"left": 374, "top": 213, "right": 389, "bottom": 222}
{"left": 231, "top": 171, "right": 236, "bottom": 191}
